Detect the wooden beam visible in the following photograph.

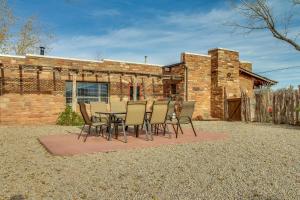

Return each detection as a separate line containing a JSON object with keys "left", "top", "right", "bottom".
{"left": 0, "top": 65, "right": 4, "bottom": 95}
{"left": 120, "top": 75, "right": 123, "bottom": 101}
{"left": 19, "top": 66, "right": 23, "bottom": 95}
{"left": 37, "top": 68, "right": 41, "bottom": 94}
{"left": 152, "top": 77, "right": 155, "bottom": 98}
{"left": 53, "top": 71, "right": 57, "bottom": 91}
{"left": 133, "top": 75, "right": 137, "bottom": 101}
{"left": 107, "top": 72, "right": 110, "bottom": 103}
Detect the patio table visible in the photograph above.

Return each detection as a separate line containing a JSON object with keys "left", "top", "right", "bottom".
{"left": 96, "top": 110, "right": 152, "bottom": 141}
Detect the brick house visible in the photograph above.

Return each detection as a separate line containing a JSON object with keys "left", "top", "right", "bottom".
{"left": 0, "top": 48, "right": 276, "bottom": 124}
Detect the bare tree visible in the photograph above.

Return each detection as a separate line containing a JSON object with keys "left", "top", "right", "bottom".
{"left": 0, "top": 0, "right": 53, "bottom": 55}
{"left": 0, "top": 0, "right": 14, "bottom": 53}
{"left": 230, "top": 0, "right": 300, "bottom": 52}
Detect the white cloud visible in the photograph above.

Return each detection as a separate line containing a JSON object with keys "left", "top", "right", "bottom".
{"left": 49, "top": 2, "right": 300, "bottom": 88}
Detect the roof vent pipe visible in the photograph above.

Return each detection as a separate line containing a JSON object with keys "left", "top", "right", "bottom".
{"left": 40, "top": 46, "right": 45, "bottom": 55}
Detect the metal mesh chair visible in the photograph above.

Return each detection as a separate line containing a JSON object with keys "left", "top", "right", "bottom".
{"left": 110, "top": 100, "right": 127, "bottom": 120}
{"left": 119, "top": 101, "right": 148, "bottom": 143}
{"left": 166, "top": 101, "right": 197, "bottom": 138}
{"left": 78, "top": 102, "right": 107, "bottom": 142}
{"left": 147, "top": 100, "right": 170, "bottom": 139}
{"left": 90, "top": 102, "right": 109, "bottom": 123}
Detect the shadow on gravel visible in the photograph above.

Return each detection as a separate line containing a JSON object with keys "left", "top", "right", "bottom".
{"left": 252, "top": 122, "right": 300, "bottom": 131}
{"left": 10, "top": 195, "right": 25, "bottom": 200}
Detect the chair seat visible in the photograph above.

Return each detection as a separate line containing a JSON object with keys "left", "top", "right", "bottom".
{"left": 165, "top": 119, "right": 178, "bottom": 124}
{"left": 114, "top": 114, "right": 125, "bottom": 120}
{"left": 92, "top": 122, "right": 107, "bottom": 126}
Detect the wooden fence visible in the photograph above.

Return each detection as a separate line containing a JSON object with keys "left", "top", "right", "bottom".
{"left": 255, "top": 86, "right": 300, "bottom": 125}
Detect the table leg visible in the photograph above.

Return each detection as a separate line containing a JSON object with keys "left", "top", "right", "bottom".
{"left": 108, "top": 114, "right": 113, "bottom": 141}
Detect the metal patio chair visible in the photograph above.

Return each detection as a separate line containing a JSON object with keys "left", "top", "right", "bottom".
{"left": 119, "top": 101, "right": 149, "bottom": 143}
{"left": 78, "top": 102, "right": 108, "bottom": 142}
{"left": 166, "top": 101, "right": 197, "bottom": 138}
{"left": 146, "top": 100, "right": 170, "bottom": 139}
{"left": 90, "top": 101, "right": 109, "bottom": 136}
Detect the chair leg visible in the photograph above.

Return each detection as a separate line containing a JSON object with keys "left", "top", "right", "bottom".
{"left": 121, "top": 121, "right": 127, "bottom": 143}
{"left": 189, "top": 118, "right": 197, "bottom": 136}
{"left": 172, "top": 124, "right": 178, "bottom": 138}
{"left": 78, "top": 125, "right": 86, "bottom": 139}
{"left": 114, "top": 123, "right": 119, "bottom": 139}
{"left": 135, "top": 125, "right": 140, "bottom": 137}
{"left": 144, "top": 122, "right": 151, "bottom": 141}
{"left": 84, "top": 125, "right": 91, "bottom": 142}
{"left": 178, "top": 123, "right": 184, "bottom": 135}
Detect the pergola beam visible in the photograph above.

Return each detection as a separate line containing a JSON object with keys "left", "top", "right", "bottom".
{"left": 0, "top": 64, "right": 183, "bottom": 79}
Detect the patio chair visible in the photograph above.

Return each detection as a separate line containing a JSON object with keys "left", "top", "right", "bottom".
{"left": 146, "top": 100, "right": 170, "bottom": 139}
{"left": 166, "top": 101, "right": 197, "bottom": 138}
{"left": 110, "top": 100, "right": 127, "bottom": 120}
{"left": 78, "top": 102, "right": 108, "bottom": 142}
{"left": 119, "top": 101, "right": 149, "bottom": 143}
{"left": 90, "top": 101, "right": 109, "bottom": 136}
{"left": 166, "top": 101, "right": 175, "bottom": 120}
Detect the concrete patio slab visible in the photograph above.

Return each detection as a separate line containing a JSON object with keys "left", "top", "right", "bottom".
{"left": 38, "top": 128, "right": 228, "bottom": 156}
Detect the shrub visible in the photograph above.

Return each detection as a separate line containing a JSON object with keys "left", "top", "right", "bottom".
{"left": 57, "top": 105, "right": 84, "bottom": 126}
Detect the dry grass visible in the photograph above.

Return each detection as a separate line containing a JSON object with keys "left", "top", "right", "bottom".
{"left": 0, "top": 121, "right": 299, "bottom": 199}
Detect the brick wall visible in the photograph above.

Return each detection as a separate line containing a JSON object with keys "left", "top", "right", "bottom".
{"left": 208, "top": 48, "right": 240, "bottom": 98}
{"left": 181, "top": 53, "right": 211, "bottom": 119}
{"left": 211, "top": 86, "right": 224, "bottom": 119}
{"left": 240, "top": 62, "right": 252, "bottom": 71}
{"left": 0, "top": 55, "right": 164, "bottom": 124}
{"left": 239, "top": 73, "right": 254, "bottom": 97}
{"left": 0, "top": 93, "right": 65, "bottom": 124}
{"left": 0, "top": 49, "right": 264, "bottom": 124}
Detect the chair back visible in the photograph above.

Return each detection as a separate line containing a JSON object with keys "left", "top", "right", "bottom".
{"left": 90, "top": 102, "right": 107, "bottom": 116}
{"left": 110, "top": 101, "right": 126, "bottom": 113}
{"left": 166, "top": 101, "right": 175, "bottom": 120}
{"left": 150, "top": 101, "right": 169, "bottom": 124}
{"left": 125, "top": 101, "right": 147, "bottom": 126}
{"left": 178, "top": 101, "right": 195, "bottom": 122}
{"left": 78, "top": 102, "right": 92, "bottom": 125}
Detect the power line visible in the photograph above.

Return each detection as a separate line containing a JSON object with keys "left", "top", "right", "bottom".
{"left": 257, "top": 66, "right": 300, "bottom": 74}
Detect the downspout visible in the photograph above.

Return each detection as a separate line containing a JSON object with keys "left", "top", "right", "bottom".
{"left": 184, "top": 64, "right": 188, "bottom": 101}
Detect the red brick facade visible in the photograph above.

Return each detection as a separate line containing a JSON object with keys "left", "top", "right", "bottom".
{"left": 0, "top": 48, "right": 275, "bottom": 124}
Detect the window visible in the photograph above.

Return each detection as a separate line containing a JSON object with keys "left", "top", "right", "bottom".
{"left": 66, "top": 81, "right": 109, "bottom": 104}
{"left": 130, "top": 85, "right": 140, "bottom": 100}
{"left": 171, "top": 84, "right": 177, "bottom": 94}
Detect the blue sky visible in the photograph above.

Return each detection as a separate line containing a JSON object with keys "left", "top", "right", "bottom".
{"left": 10, "top": 0, "right": 300, "bottom": 88}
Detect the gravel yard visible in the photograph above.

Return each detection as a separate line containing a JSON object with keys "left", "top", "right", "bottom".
{"left": 0, "top": 121, "right": 299, "bottom": 200}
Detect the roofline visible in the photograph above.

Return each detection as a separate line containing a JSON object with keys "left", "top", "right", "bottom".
{"left": 0, "top": 54, "right": 26, "bottom": 58}
{"left": 1, "top": 54, "right": 163, "bottom": 66}
{"left": 239, "top": 67, "right": 277, "bottom": 84}
{"left": 182, "top": 52, "right": 211, "bottom": 57}
{"left": 208, "top": 47, "right": 238, "bottom": 53}
{"left": 26, "top": 54, "right": 104, "bottom": 63}
{"left": 163, "top": 62, "right": 184, "bottom": 68}
{"left": 240, "top": 60, "right": 252, "bottom": 64}
{"left": 102, "top": 59, "right": 162, "bottom": 67}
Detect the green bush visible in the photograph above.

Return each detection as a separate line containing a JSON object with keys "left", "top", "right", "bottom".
{"left": 57, "top": 105, "right": 84, "bottom": 126}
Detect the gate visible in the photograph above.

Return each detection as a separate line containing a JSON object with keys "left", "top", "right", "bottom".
{"left": 227, "top": 98, "right": 241, "bottom": 121}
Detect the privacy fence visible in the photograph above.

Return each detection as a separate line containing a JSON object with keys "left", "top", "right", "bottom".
{"left": 231, "top": 86, "right": 300, "bottom": 125}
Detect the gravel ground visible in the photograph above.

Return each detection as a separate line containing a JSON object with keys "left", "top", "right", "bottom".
{"left": 0, "top": 121, "right": 299, "bottom": 200}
